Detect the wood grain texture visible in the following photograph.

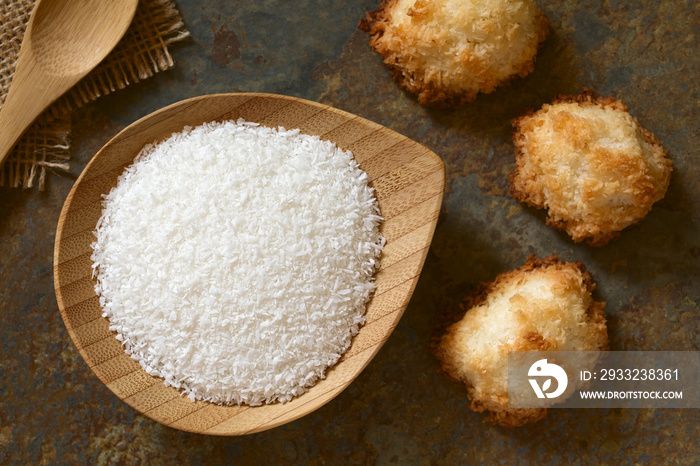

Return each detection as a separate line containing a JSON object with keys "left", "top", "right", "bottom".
{"left": 0, "top": 0, "right": 138, "bottom": 170}
{"left": 53, "top": 93, "right": 445, "bottom": 435}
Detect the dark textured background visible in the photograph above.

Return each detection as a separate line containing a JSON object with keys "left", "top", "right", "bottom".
{"left": 1, "top": 0, "right": 698, "bottom": 464}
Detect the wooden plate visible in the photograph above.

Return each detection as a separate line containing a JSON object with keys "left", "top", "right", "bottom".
{"left": 53, "top": 93, "right": 445, "bottom": 435}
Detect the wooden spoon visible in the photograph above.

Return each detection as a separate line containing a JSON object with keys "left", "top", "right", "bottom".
{"left": 0, "top": 0, "right": 138, "bottom": 169}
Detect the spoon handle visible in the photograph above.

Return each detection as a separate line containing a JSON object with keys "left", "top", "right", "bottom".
{"left": 0, "top": 48, "right": 61, "bottom": 170}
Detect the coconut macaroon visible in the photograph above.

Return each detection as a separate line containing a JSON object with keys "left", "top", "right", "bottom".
{"left": 436, "top": 255, "right": 608, "bottom": 428}
{"left": 510, "top": 90, "right": 672, "bottom": 246}
{"left": 360, "top": 0, "right": 549, "bottom": 107}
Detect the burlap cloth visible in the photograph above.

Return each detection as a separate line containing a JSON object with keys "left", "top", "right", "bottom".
{"left": 0, "top": 0, "right": 189, "bottom": 189}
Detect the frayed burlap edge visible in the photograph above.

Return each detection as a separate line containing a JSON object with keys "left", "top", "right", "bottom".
{"left": 47, "top": 0, "right": 190, "bottom": 118}
{"left": 0, "top": 0, "right": 189, "bottom": 189}
{"left": 0, "top": 116, "right": 70, "bottom": 189}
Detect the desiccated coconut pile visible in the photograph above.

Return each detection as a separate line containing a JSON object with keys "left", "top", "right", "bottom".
{"left": 91, "top": 119, "right": 384, "bottom": 406}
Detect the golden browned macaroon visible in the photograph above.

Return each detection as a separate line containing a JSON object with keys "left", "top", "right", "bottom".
{"left": 360, "top": 0, "right": 549, "bottom": 107}
{"left": 436, "top": 255, "right": 608, "bottom": 429}
{"left": 510, "top": 90, "right": 672, "bottom": 246}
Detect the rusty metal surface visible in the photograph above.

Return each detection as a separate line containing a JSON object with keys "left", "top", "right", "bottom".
{"left": 0, "top": 0, "right": 698, "bottom": 463}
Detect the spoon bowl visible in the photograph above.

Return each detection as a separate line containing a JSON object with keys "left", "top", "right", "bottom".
{"left": 53, "top": 93, "right": 445, "bottom": 435}
{"left": 0, "top": 0, "right": 138, "bottom": 168}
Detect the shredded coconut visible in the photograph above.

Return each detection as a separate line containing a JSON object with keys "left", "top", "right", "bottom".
{"left": 91, "top": 119, "right": 384, "bottom": 406}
